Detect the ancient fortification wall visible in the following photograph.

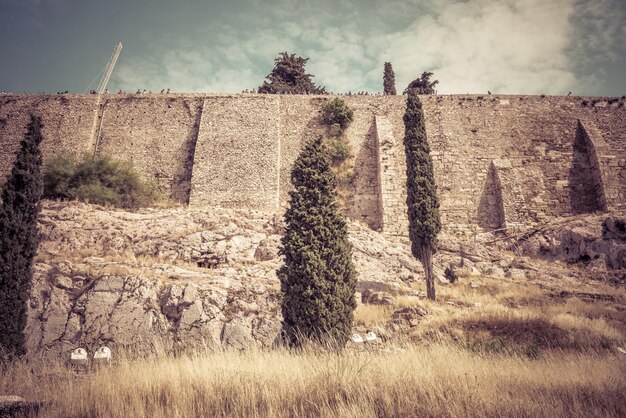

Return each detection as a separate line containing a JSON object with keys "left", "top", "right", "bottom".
{"left": 0, "top": 93, "right": 624, "bottom": 237}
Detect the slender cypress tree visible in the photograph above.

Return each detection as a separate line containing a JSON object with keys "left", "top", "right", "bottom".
{"left": 0, "top": 115, "right": 44, "bottom": 357}
{"left": 383, "top": 62, "right": 397, "bottom": 95}
{"left": 278, "top": 137, "right": 357, "bottom": 347}
{"left": 403, "top": 90, "right": 441, "bottom": 300}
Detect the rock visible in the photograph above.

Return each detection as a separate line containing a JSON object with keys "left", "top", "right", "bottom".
{"left": 222, "top": 317, "right": 255, "bottom": 350}
{"left": 0, "top": 396, "right": 45, "bottom": 416}
{"left": 490, "top": 266, "right": 506, "bottom": 277}
{"left": 390, "top": 306, "right": 428, "bottom": 328}
{"left": 437, "top": 275, "right": 449, "bottom": 285}
{"left": 507, "top": 268, "right": 527, "bottom": 279}
{"left": 603, "top": 217, "right": 626, "bottom": 241}
{"left": 254, "top": 235, "right": 280, "bottom": 261}
{"left": 362, "top": 290, "right": 396, "bottom": 305}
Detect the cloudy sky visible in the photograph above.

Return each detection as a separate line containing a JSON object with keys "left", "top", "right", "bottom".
{"left": 1, "top": 0, "right": 625, "bottom": 95}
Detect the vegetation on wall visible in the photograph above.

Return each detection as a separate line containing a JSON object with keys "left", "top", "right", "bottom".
{"left": 403, "top": 90, "right": 441, "bottom": 300}
{"left": 258, "top": 52, "right": 327, "bottom": 94}
{"left": 319, "top": 98, "right": 355, "bottom": 202}
{"left": 321, "top": 98, "right": 354, "bottom": 132}
{"left": 0, "top": 115, "right": 43, "bottom": 358}
{"left": 278, "top": 137, "right": 357, "bottom": 347}
{"left": 43, "top": 154, "right": 156, "bottom": 209}
{"left": 383, "top": 62, "right": 397, "bottom": 95}
{"left": 404, "top": 71, "right": 439, "bottom": 95}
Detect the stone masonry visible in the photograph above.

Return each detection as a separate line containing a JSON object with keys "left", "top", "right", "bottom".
{"left": 1, "top": 93, "right": 625, "bottom": 238}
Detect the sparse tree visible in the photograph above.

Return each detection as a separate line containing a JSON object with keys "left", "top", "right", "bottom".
{"left": 0, "top": 115, "right": 44, "bottom": 357}
{"left": 258, "top": 52, "right": 326, "bottom": 94}
{"left": 278, "top": 137, "right": 357, "bottom": 347}
{"left": 383, "top": 62, "right": 397, "bottom": 95}
{"left": 403, "top": 71, "right": 439, "bottom": 95}
{"left": 403, "top": 90, "right": 441, "bottom": 300}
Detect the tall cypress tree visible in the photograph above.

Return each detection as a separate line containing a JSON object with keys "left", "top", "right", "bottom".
{"left": 403, "top": 90, "right": 441, "bottom": 300}
{"left": 0, "top": 115, "right": 44, "bottom": 357}
{"left": 383, "top": 62, "right": 397, "bottom": 95}
{"left": 278, "top": 137, "right": 356, "bottom": 347}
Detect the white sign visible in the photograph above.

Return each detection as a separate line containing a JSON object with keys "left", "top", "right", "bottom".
{"left": 351, "top": 333, "right": 364, "bottom": 343}
{"left": 365, "top": 331, "right": 377, "bottom": 342}
{"left": 93, "top": 346, "right": 112, "bottom": 364}
{"left": 70, "top": 348, "right": 88, "bottom": 367}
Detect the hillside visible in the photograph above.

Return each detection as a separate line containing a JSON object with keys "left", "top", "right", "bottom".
{"left": 26, "top": 201, "right": 626, "bottom": 358}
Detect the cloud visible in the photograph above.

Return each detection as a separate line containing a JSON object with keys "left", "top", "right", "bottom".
{"left": 111, "top": 0, "right": 625, "bottom": 95}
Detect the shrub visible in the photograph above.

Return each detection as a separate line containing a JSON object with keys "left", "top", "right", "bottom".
{"left": 44, "top": 154, "right": 156, "bottom": 208}
{"left": 444, "top": 266, "right": 458, "bottom": 283}
{"left": 321, "top": 98, "right": 354, "bottom": 131}
{"left": 278, "top": 137, "right": 357, "bottom": 347}
{"left": 325, "top": 136, "right": 351, "bottom": 166}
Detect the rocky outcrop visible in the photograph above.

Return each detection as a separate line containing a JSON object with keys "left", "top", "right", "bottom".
{"left": 513, "top": 213, "right": 626, "bottom": 270}
{"left": 26, "top": 202, "right": 427, "bottom": 358}
{"left": 26, "top": 203, "right": 626, "bottom": 358}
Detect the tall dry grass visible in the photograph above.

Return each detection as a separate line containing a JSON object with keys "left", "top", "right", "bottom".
{"left": 1, "top": 344, "right": 625, "bottom": 418}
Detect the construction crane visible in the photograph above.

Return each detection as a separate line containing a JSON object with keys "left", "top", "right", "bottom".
{"left": 86, "top": 43, "right": 123, "bottom": 94}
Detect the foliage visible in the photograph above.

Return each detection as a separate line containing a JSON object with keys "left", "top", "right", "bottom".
{"left": 44, "top": 154, "right": 156, "bottom": 208}
{"left": 325, "top": 136, "right": 352, "bottom": 166}
{"left": 404, "top": 71, "right": 439, "bottom": 95}
{"left": 0, "top": 115, "right": 43, "bottom": 357}
{"left": 278, "top": 137, "right": 357, "bottom": 347}
{"left": 403, "top": 90, "right": 441, "bottom": 300}
{"left": 444, "top": 266, "right": 458, "bottom": 283}
{"left": 383, "top": 62, "right": 397, "bottom": 95}
{"left": 320, "top": 98, "right": 354, "bottom": 132}
{"left": 258, "top": 52, "right": 326, "bottom": 94}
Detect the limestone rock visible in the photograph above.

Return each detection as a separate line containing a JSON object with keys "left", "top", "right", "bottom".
{"left": 390, "top": 306, "right": 429, "bottom": 328}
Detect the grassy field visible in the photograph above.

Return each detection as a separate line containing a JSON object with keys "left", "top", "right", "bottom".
{"left": 2, "top": 273, "right": 625, "bottom": 417}
{"left": 1, "top": 344, "right": 625, "bottom": 417}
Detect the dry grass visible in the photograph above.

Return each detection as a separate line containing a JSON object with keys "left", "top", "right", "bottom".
{"left": 1, "top": 344, "right": 625, "bottom": 418}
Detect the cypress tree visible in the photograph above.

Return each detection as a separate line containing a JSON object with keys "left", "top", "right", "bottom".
{"left": 0, "top": 115, "right": 44, "bottom": 357}
{"left": 278, "top": 137, "right": 357, "bottom": 347}
{"left": 403, "top": 90, "right": 441, "bottom": 300}
{"left": 383, "top": 62, "right": 397, "bottom": 95}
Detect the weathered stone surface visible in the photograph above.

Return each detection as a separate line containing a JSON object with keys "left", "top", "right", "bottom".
{"left": 22, "top": 202, "right": 626, "bottom": 357}
{"left": 2, "top": 94, "right": 625, "bottom": 238}
{"left": 25, "top": 202, "right": 432, "bottom": 357}
{"left": 515, "top": 213, "right": 626, "bottom": 270}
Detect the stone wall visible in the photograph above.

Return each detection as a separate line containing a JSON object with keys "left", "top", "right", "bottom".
{"left": 95, "top": 96, "right": 204, "bottom": 202}
{"left": 0, "top": 93, "right": 624, "bottom": 238}
{"left": 0, "top": 95, "right": 98, "bottom": 183}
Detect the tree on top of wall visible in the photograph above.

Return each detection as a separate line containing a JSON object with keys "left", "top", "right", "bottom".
{"left": 383, "top": 62, "right": 397, "bottom": 95}
{"left": 403, "top": 90, "right": 441, "bottom": 300}
{"left": 403, "top": 71, "right": 439, "bottom": 95}
{"left": 258, "top": 52, "right": 327, "bottom": 94}
{"left": 0, "top": 115, "right": 44, "bottom": 357}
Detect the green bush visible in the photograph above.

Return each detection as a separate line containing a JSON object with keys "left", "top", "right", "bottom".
{"left": 44, "top": 154, "right": 156, "bottom": 208}
{"left": 321, "top": 98, "right": 354, "bottom": 131}
{"left": 326, "top": 136, "right": 351, "bottom": 166}
{"left": 444, "top": 266, "right": 458, "bottom": 283}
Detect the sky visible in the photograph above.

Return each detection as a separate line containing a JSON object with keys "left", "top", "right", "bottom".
{"left": 0, "top": 0, "right": 625, "bottom": 96}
